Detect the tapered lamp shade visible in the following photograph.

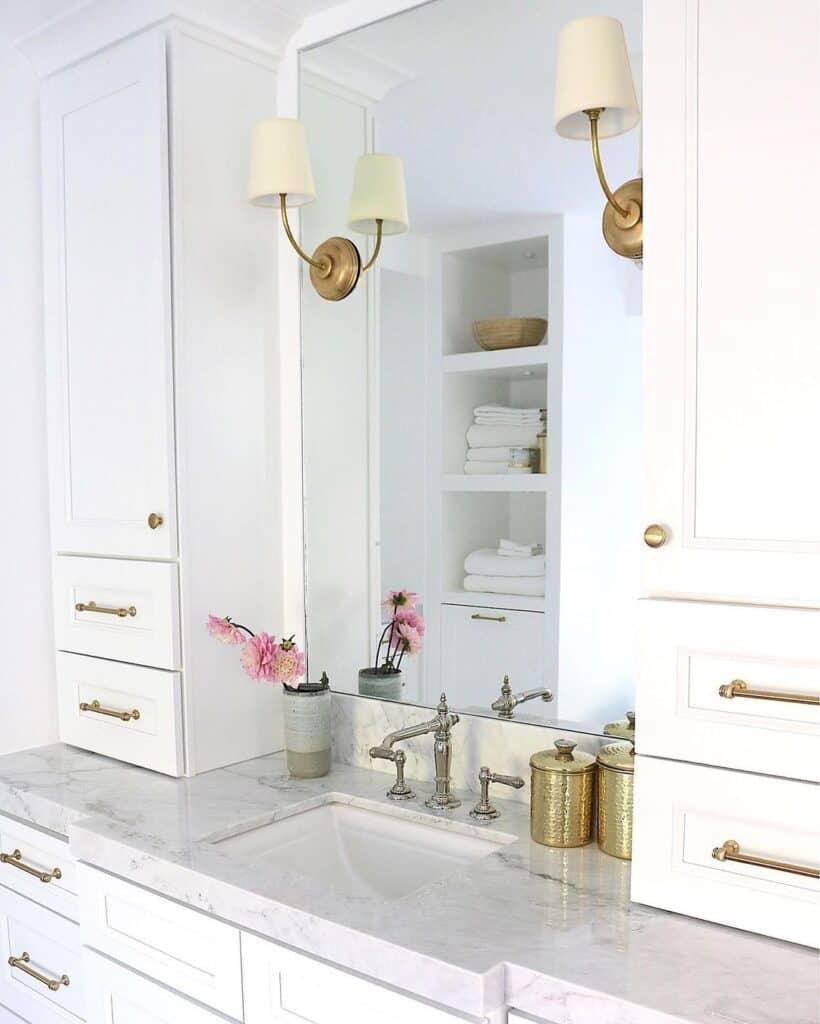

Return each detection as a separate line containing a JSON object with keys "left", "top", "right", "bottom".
{"left": 248, "top": 118, "right": 316, "bottom": 207}
{"left": 554, "top": 16, "right": 639, "bottom": 140}
{"left": 348, "top": 154, "right": 409, "bottom": 236}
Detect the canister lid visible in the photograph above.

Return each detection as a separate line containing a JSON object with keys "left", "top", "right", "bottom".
{"left": 596, "top": 740, "right": 635, "bottom": 773}
{"left": 530, "top": 739, "right": 596, "bottom": 774}
{"left": 603, "top": 710, "right": 635, "bottom": 740}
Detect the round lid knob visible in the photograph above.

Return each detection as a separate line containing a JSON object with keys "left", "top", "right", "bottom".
{"left": 530, "top": 738, "right": 596, "bottom": 774}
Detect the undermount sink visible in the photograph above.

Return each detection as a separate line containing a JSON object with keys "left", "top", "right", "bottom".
{"left": 209, "top": 797, "right": 515, "bottom": 900}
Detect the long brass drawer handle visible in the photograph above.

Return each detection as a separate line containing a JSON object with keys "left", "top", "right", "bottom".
{"left": 79, "top": 699, "right": 140, "bottom": 723}
{"left": 718, "top": 679, "right": 820, "bottom": 707}
{"left": 75, "top": 601, "right": 136, "bottom": 618}
{"left": 8, "top": 953, "right": 70, "bottom": 992}
{"left": 712, "top": 840, "right": 819, "bottom": 879}
{"left": 0, "top": 849, "right": 62, "bottom": 884}
{"left": 471, "top": 613, "right": 507, "bottom": 623}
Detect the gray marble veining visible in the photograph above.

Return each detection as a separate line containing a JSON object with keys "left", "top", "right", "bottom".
{"left": 0, "top": 744, "right": 815, "bottom": 1024}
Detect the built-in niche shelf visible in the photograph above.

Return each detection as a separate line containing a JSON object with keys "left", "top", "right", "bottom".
{"left": 442, "top": 590, "right": 545, "bottom": 613}
{"left": 442, "top": 346, "right": 550, "bottom": 379}
{"left": 441, "top": 474, "right": 549, "bottom": 493}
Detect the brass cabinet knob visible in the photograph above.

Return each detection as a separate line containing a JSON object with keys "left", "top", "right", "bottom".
{"left": 147, "top": 513, "right": 164, "bottom": 530}
{"left": 643, "top": 524, "right": 667, "bottom": 548}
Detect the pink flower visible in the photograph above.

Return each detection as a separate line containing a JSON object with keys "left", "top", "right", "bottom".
{"left": 271, "top": 639, "right": 306, "bottom": 685}
{"left": 395, "top": 608, "right": 425, "bottom": 636}
{"left": 396, "top": 622, "right": 422, "bottom": 655}
{"left": 206, "top": 614, "right": 245, "bottom": 646}
{"left": 383, "top": 590, "right": 418, "bottom": 613}
{"left": 240, "top": 632, "right": 278, "bottom": 680}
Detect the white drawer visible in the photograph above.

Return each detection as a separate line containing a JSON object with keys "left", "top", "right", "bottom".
{"left": 0, "top": 887, "right": 84, "bottom": 1023}
{"left": 636, "top": 599, "right": 819, "bottom": 780}
{"left": 0, "top": 816, "right": 77, "bottom": 922}
{"left": 53, "top": 555, "right": 180, "bottom": 670}
{"left": 242, "top": 932, "right": 471, "bottom": 1024}
{"left": 631, "top": 756, "right": 819, "bottom": 947}
{"left": 84, "top": 948, "right": 229, "bottom": 1024}
{"left": 441, "top": 604, "right": 546, "bottom": 714}
{"left": 57, "top": 653, "right": 184, "bottom": 777}
{"left": 78, "top": 865, "right": 242, "bottom": 1019}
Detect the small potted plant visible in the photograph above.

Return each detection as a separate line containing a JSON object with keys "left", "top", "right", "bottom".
{"left": 358, "top": 590, "right": 425, "bottom": 701}
{"left": 206, "top": 615, "right": 331, "bottom": 778}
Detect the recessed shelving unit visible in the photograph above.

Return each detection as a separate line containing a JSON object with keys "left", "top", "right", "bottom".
{"left": 442, "top": 346, "right": 550, "bottom": 379}
{"left": 441, "top": 474, "right": 550, "bottom": 493}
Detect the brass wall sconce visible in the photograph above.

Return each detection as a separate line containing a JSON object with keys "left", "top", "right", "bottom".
{"left": 554, "top": 16, "right": 642, "bottom": 260}
{"left": 248, "top": 118, "right": 408, "bottom": 301}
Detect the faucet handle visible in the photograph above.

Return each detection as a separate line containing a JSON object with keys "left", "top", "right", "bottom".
{"left": 469, "top": 765, "right": 525, "bottom": 822}
{"left": 369, "top": 745, "right": 415, "bottom": 801}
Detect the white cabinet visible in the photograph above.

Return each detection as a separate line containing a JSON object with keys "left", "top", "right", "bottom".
{"left": 642, "top": 0, "right": 820, "bottom": 608}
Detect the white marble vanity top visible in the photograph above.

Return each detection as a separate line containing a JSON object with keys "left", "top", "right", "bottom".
{"left": 0, "top": 744, "right": 815, "bottom": 1024}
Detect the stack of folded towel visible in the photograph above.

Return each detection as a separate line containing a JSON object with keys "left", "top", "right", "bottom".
{"left": 464, "top": 406, "right": 545, "bottom": 474}
{"left": 463, "top": 538, "right": 545, "bottom": 597}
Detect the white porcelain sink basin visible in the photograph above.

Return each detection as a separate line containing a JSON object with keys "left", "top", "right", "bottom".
{"left": 209, "top": 797, "right": 514, "bottom": 900}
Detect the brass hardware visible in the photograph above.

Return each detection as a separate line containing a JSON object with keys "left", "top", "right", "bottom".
{"left": 0, "top": 849, "right": 62, "bottom": 883}
{"left": 643, "top": 524, "right": 667, "bottom": 548}
{"left": 585, "top": 108, "right": 643, "bottom": 260}
{"left": 712, "top": 840, "right": 819, "bottom": 879}
{"left": 530, "top": 740, "right": 596, "bottom": 848}
{"left": 79, "top": 699, "right": 140, "bottom": 722}
{"left": 718, "top": 679, "right": 820, "bottom": 707}
{"left": 279, "top": 194, "right": 367, "bottom": 302}
{"left": 8, "top": 953, "right": 70, "bottom": 992}
{"left": 74, "top": 601, "right": 136, "bottom": 618}
{"left": 471, "top": 613, "right": 507, "bottom": 623}
{"left": 147, "top": 513, "right": 163, "bottom": 530}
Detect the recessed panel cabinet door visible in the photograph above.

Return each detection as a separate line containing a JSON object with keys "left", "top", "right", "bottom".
{"left": 42, "top": 30, "right": 176, "bottom": 559}
{"left": 643, "top": 0, "right": 820, "bottom": 606}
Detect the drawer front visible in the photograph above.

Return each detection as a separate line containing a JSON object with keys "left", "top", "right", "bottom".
{"left": 78, "top": 865, "right": 241, "bottom": 1019}
{"left": 0, "top": 887, "right": 84, "bottom": 1022}
{"left": 636, "top": 599, "right": 819, "bottom": 780}
{"left": 0, "top": 817, "right": 77, "bottom": 922}
{"left": 54, "top": 556, "right": 180, "bottom": 670}
{"left": 84, "top": 949, "right": 228, "bottom": 1024}
{"left": 631, "top": 756, "right": 819, "bottom": 947}
{"left": 242, "top": 932, "right": 466, "bottom": 1024}
{"left": 57, "top": 654, "right": 184, "bottom": 777}
{"left": 441, "top": 604, "right": 545, "bottom": 714}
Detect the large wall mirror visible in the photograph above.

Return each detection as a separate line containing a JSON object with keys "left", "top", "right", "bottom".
{"left": 298, "top": 0, "right": 642, "bottom": 735}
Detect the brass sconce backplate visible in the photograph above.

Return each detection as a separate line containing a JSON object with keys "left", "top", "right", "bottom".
{"left": 309, "top": 236, "right": 362, "bottom": 301}
{"left": 602, "top": 177, "right": 643, "bottom": 260}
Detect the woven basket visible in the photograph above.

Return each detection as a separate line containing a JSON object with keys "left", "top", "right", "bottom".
{"left": 472, "top": 317, "right": 547, "bottom": 351}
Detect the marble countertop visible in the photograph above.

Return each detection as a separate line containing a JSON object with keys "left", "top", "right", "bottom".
{"left": 0, "top": 744, "right": 816, "bottom": 1024}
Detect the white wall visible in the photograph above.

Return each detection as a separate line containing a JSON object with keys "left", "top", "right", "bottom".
{"left": 0, "top": 44, "right": 58, "bottom": 753}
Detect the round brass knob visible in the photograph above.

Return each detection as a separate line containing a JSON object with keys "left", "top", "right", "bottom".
{"left": 643, "top": 524, "right": 667, "bottom": 548}
{"left": 147, "top": 513, "right": 164, "bottom": 530}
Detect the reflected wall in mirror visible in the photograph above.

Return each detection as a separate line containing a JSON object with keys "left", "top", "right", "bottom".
{"left": 299, "top": 0, "right": 642, "bottom": 735}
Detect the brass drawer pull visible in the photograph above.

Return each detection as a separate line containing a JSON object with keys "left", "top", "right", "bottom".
{"left": 0, "top": 849, "right": 62, "bottom": 883}
{"left": 712, "top": 840, "right": 819, "bottom": 879}
{"left": 643, "top": 524, "right": 667, "bottom": 548}
{"left": 147, "top": 513, "right": 164, "bottom": 530}
{"left": 75, "top": 601, "right": 136, "bottom": 618}
{"left": 8, "top": 952, "right": 70, "bottom": 992}
{"left": 471, "top": 613, "right": 507, "bottom": 623}
{"left": 79, "top": 699, "right": 140, "bottom": 723}
{"left": 718, "top": 679, "right": 819, "bottom": 707}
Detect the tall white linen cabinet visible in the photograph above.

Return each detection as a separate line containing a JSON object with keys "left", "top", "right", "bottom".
{"left": 41, "top": 23, "right": 282, "bottom": 776}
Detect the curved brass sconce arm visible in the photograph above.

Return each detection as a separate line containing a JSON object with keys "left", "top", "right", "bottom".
{"left": 279, "top": 195, "right": 328, "bottom": 271}
{"left": 583, "top": 108, "right": 643, "bottom": 261}
{"left": 361, "top": 219, "right": 384, "bottom": 273}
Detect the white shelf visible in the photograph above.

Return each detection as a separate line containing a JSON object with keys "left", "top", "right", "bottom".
{"left": 442, "top": 346, "right": 549, "bottom": 380}
{"left": 442, "top": 474, "right": 549, "bottom": 493}
{"left": 442, "top": 590, "right": 545, "bottom": 613}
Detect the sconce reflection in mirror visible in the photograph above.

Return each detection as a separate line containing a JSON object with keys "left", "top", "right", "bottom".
{"left": 554, "top": 16, "right": 642, "bottom": 260}
{"left": 248, "top": 118, "right": 409, "bottom": 301}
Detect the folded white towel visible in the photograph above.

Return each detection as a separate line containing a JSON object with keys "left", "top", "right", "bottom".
{"left": 474, "top": 417, "right": 543, "bottom": 426}
{"left": 466, "top": 424, "right": 542, "bottom": 448}
{"left": 474, "top": 405, "right": 544, "bottom": 416}
{"left": 466, "top": 447, "right": 525, "bottom": 462}
{"left": 463, "top": 462, "right": 532, "bottom": 475}
{"left": 498, "top": 538, "right": 543, "bottom": 556}
{"left": 464, "top": 548, "right": 545, "bottom": 577}
{"left": 463, "top": 574, "right": 545, "bottom": 597}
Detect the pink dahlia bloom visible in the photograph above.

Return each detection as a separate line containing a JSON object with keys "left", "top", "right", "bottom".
{"left": 240, "top": 632, "right": 278, "bottom": 680}
{"left": 383, "top": 589, "right": 418, "bottom": 614}
{"left": 271, "top": 641, "right": 306, "bottom": 685}
{"left": 206, "top": 614, "right": 245, "bottom": 646}
{"left": 395, "top": 608, "right": 426, "bottom": 636}
{"left": 396, "top": 622, "right": 423, "bottom": 655}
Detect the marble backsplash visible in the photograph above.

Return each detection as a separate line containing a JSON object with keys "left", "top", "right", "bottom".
{"left": 331, "top": 692, "right": 606, "bottom": 804}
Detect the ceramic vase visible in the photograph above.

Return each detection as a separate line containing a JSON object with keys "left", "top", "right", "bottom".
{"left": 357, "top": 668, "right": 403, "bottom": 701}
{"left": 282, "top": 687, "right": 331, "bottom": 778}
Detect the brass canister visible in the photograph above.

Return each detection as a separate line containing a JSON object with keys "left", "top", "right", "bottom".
{"left": 530, "top": 739, "right": 596, "bottom": 847}
{"left": 536, "top": 430, "right": 547, "bottom": 474}
{"left": 603, "top": 710, "right": 635, "bottom": 742}
{"left": 596, "top": 741, "right": 635, "bottom": 860}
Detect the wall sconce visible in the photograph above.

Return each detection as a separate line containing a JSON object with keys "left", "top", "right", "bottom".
{"left": 554, "top": 16, "right": 642, "bottom": 260}
{"left": 248, "top": 118, "right": 409, "bottom": 301}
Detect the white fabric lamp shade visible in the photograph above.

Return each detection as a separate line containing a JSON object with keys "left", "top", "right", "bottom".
{"left": 348, "top": 153, "right": 409, "bottom": 236}
{"left": 554, "top": 16, "right": 640, "bottom": 140}
{"left": 248, "top": 117, "right": 316, "bottom": 207}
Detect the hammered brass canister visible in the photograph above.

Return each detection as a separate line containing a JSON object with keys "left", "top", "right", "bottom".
{"left": 602, "top": 710, "right": 635, "bottom": 742}
{"left": 530, "top": 739, "right": 596, "bottom": 847}
{"left": 596, "top": 741, "right": 635, "bottom": 860}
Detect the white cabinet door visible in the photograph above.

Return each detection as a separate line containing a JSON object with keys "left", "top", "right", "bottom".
{"left": 643, "top": 0, "right": 820, "bottom": 607}
{"left": 42, "top": 29, "right": 177, "bottom": 559}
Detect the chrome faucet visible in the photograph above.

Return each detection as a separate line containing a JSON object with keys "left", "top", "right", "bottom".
{"left": 369, "top": 693, "right": 461, "bottom": 809}
{"left": 491, "top": 675, "right": 553, "bottom": 719}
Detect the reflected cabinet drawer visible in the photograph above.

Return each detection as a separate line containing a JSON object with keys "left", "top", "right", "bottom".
{"left": 0, "top": 816, "right": 77, "bottom": 922}
{"left": 53, "top": 555, "right": 180, "bottom": 670}
{"left": 632, "top": 757, "right": 819, "bottom": 947}
{"left": 57, "top": 653, "right": 184, "bottom": 777}
{"left": 636, "top": 599, "right": 819, "bottom": 780}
